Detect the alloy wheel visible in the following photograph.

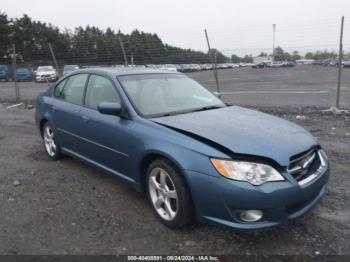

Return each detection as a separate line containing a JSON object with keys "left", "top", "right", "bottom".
{"left": 148, "top": 167, "right": 178, "bottom": 221}
{"left": 43, "top": 125, "right": 57, "bottom": 157}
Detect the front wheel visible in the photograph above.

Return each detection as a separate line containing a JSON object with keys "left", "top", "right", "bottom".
{"left": 146, "top": 159, "right": 194, "bottom": 228}
{"left": 42, "top": 122, "right": 61, "bottom": 160}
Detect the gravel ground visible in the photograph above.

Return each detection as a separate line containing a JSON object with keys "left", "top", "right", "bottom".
{"left": 0, "top": 103, "right": 349, "bottom": 255}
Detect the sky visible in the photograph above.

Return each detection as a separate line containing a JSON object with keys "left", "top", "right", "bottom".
{"left": 1, "top": 0, "right": 350, "bottom": 56}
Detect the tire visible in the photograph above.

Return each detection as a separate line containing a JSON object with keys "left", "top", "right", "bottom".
{"left": 146, "top": 158, "right": 194, "bottom": 228}
{"left": 42, "top": 122, "right": 61, "bottom": 160}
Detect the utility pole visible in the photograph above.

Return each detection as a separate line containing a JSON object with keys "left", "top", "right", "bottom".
{"left": 204, "top": 29, "right": 220, "bottom": 96}
{"left": 272, "top": 24, "right": 276, "bottom": 63}
{"left": 48, "top": 43, "right": 60, "bottom": 77}
{"left": 12, "top": 44, "right": 20, "bottom": 102}
{"left": 336, "top": 16, "right": 344, "bottom": 109}
{"left": 118, "top": 35, "right": 128, "bottom": 66}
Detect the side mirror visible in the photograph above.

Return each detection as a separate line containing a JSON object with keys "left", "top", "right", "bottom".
{"left": 97, "top": 102, "right": 122, "bottom": 116}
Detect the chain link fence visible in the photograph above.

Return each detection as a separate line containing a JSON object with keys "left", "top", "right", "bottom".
{"left": 0, "top": 18, "right": 349, "bottom": 108}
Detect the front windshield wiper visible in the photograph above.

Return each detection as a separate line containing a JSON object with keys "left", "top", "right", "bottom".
{"left": 188, "top": 105, "right": 225, "bottom": 113}
{"left": 152, "top": 105, "right": 225, "bottom": 118}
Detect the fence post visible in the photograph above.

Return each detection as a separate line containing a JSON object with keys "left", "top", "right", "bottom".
{"left": 118, "top": 35, "right": 128, "bottom": 66}
{"left": 12, "top": 44, "right": 20, "bottom": 102}
{"left": 336, "top": 16, "right": 344, "bottom": 109}
{"left": 272, "top": 24, "right": 276, "bottom": 63}
{"left": 131, "top": 54, "right": 134, "bottom": 66}
{"left": 204, "top": 29, "right": 220, "bottom": 96}
{"left": 49, "top": 43, "right": 60, "bottom": 77}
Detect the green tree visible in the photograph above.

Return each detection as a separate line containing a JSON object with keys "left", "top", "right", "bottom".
{"left": 291, "top": 50, "right": 301, "bottom": 61}
{"left": 305, "top": 52, "right": 314, "bottom": 59}
{"left": 1, "top": 11, "right": 231, "bottom": 66}
{"left": 231, "top": 54, "right": 240, "bottom": 63}
{"left": 241, "top": 54, "right": 253, "bottom": 63}
{"left": 258, "top": 52, "right": 268, "bottom": 57}
{"left": 0, "top": 10, "right": 11, "bottom": 62}
{"left": 273, "top": 47, "right": 285, "bottom": 61}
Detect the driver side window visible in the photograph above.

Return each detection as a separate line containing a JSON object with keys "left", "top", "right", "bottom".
{"left": 54, "top": 74, "right": 88, "bottom": 105}
{"left": 84, "top": 74, "right": 121, "bottom": 110}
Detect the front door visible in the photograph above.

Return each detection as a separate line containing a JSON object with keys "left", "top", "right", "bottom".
{"left": 79, "top": 74, "right": 133, "bottom": 178}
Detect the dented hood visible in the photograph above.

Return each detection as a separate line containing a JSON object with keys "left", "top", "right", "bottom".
{"left": 151, "top": 106, "right": 318, "bottom": 166}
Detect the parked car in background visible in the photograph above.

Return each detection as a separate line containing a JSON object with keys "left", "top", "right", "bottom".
{"left": 174, "top": 64, "right": 184, "bottom": 72}
{"left": 36, "top": 67, "right": 329, "bottom": 231}
{"left": 63, "top": 65, "right": 80, "bottom": 75}
{"left": 0, "top": 65, "right": 13, "bottom": 82}
{"left": 282, "top": 62, "right": 295, "bottom": 67}
{"left": 16, "top": 68, "right": 35, "bottom": 81}
{"left": 343, "top": 61, "right": 350, "bottom": 68}
{"left": 145, "top": 64, "right": 157, "bottom": 69}
{"left": 180, "top": 64, "right": 192, "bottom": 72}
{"left": 164, "top": 64, "right": 178, "bottom": 72}
{"left": 239, "top": 63, "right": 255, "bottom": 67}
{"left": 328, "top": 60, "right": 338, "bottom": 67}
{"left": 205, "top": 64, "right": 214, "bottom": 70}
{"left": 35, "top": 66, "right": 58, "bottom": 82}
{"left": 199, "top": 64, "right": 207, "bottom": 70}
{"left": 267, "top": 62, "right": 284, "bottom": 68}
{"left": 158, "top": 64, "right": 178, "bottom": 72}
{"left": 190, "top": 64, "right": 202, "bottom": 71}
{"left": 252, "top": 63, "right": 265, "bottom": 69}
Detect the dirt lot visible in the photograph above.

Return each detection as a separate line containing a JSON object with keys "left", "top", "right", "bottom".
{"left": 0, "top": 103, "right": 349, "bottom": 255}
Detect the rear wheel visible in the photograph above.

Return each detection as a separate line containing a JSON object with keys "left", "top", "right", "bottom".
{"left": 42, "top": 122, "right": 61, "bottom": 160}
{"left": 146, "top": 159, "right": 194, "bottom": 228}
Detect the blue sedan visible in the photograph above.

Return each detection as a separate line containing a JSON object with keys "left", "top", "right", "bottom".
{"left": 16, "top": 68, "right": 34, "bottom": 81}
{"left": 35, "top": 68, "right": 329, "bottom": 230}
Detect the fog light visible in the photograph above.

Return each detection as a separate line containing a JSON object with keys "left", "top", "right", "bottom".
{"left": 239, "top": 210, "right": 263, "bottom": 222}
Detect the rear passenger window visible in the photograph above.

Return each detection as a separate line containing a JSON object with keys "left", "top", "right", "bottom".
{"left": 56, "top": 74, "right": 88, "bottom": 105}
{"left": 85, "top": 75, "right": 121, "bottom": 110}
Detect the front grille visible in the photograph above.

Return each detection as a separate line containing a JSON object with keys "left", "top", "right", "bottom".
{"left": 288, "top": 148, "right": 321, "bottom": 182}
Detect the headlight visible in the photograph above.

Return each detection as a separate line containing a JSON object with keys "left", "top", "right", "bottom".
{"left": 211, "top": 158, "right": 284, "bottom": 185}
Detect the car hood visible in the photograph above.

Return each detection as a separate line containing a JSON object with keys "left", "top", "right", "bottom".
{"left": 36, "top": 70, "right": 55, "bottom": 75}
{"left": 151, "top": 106, "right": 318, "bottom": 166}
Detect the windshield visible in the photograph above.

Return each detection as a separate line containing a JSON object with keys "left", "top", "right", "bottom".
{"left": 37, "top": 66, "right": 53, "bottom": 72}
{"left": 118, "top": 74, "right": 225, "bottom": 117}
{"left": 0, "top": 66, "right": 7, "bottom": 71}
{"left": 17, "top": 68, "right": 29, "bottom": 73}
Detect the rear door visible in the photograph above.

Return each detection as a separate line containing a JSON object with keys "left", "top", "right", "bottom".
{"left": 52, "top": 73, "right": 89, "bottom": 152}
{"left": 79, "top": 74, "right": 133, "bottom": 177}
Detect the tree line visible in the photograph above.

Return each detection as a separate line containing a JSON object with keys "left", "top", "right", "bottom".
{"left": 0, "top": 11, "right": 346, "bottom": 66}
{"left": 0, "top": 11, "right": 229, "bottom": 65}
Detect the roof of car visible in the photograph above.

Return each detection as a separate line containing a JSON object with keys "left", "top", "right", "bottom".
{"left": 74, "top": 67, "right": 180, "bottom": 76}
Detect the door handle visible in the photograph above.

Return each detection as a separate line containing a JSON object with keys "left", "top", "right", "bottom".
{"left": 81, "top": 115, "right": 90, "bottom": 122}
